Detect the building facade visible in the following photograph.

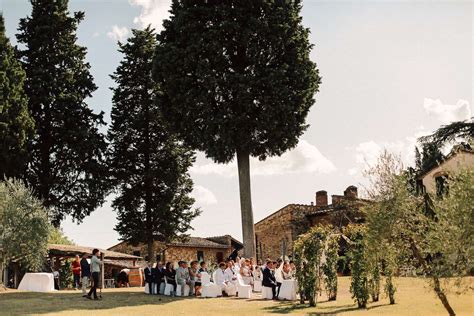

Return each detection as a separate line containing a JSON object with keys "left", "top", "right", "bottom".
{"left": 108, "top": 235, "right": 242, "bottom": 264}
{"left": 419, "top": 146, "right": 474, "bottom": 195}
{"left": 254, "top": 185, "right": 366, "bottom": 261}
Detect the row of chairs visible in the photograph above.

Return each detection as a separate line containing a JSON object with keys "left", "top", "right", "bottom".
{"left": 144, "top": 271, "right": 290, "bottom": 300}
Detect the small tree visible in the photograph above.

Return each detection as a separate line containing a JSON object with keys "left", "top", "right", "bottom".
{"left": 344, "top": 224, "right": 369, "bottom": 308}
{"left": 322, "top": 233, "right": 339, "bottom": 301}
{"left": 294, "top": 225, "right": 329, "bottom": 307}
{"left": 367, "top": 256, "right": 381, "bottom": 302}
{"left": 0, "top": 179, "right": 50, "bottom": 284}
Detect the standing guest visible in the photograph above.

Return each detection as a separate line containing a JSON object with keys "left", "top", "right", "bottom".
{"left": 262, "top": 261, "right": 277, "bottom": 299}
{"left": 86, "top": 249, "right": 102, "bottom": 300}
{"left": 164, "top": 262, "right": 177, "bottom": 296}
{"left": 53, "top": 269, "right": 60, "bottom": 290}
{"left": 80, "top": 253, "right": 90, "bottom": 297}
{"left": 144, "top": 262, "right": 154, "bottom": 295}
{"left": 195, "top": 261, "right": 207, "bottom": 296}
{"left": 71, "top": 255, "right": 81, "bottom": 290}
{"left": 228, "top": 248, "right": 238, "bottom": 262}
{"left": 176, "top": 261, "right": 192, "bottom": 296}
{"left": 189, "top": 261, "right": 198, "bottom": 296}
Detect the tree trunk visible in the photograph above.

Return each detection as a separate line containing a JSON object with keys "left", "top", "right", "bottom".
{"left": 433, "top": 277, "right": 455, "bottom": 316}
{"left": 409, "top": 238, "right": 455, "bottom": 316}
{"left": 147, "top": 239, "right": 155, "bottom": 264}
{"left": 236, "top": 149, "right": 256, "bottom": 258}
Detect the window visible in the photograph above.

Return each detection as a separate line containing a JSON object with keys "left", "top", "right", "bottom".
{"left": 435, "top": 175, "right": 449, "bottom": 197}
{"left": 133, "top": 250, "right": 141, "bottom": 257}
{"left": 197, "top": 251, "right": 204, "bottom": 262}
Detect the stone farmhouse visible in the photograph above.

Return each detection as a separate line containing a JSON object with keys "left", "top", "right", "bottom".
{"left": 254, "top": 185, "right": 366, "bottom": 261}
{"left": 418, "top": 145, "right": 474, "bottom": 196}
{"left": 108, "top": 235, "right": 242, "bottom": 264}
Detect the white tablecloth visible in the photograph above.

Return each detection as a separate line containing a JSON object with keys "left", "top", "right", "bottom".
{"left": 18, "top": 273, "right": 55, "bottom": 292}
{"left": 278, "top": 279, "right": 297, "bottom": 300}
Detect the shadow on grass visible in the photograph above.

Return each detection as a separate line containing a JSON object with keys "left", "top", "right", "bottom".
{"left": 0, "top": 290, "right": 187, "bottom": 315}
{"left": 262, "top": 300, "right": 392, "bottom": 315}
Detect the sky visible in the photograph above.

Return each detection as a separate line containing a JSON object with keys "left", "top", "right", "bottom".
{"left": 1, "top": 0, "right": 472, "bottom": 249}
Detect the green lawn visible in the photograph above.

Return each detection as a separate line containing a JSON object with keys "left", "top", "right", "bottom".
{"left": 1, "top": 277, "right": 472, "bottom": 315}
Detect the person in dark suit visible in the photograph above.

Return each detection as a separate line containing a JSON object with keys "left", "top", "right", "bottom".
{"left": 144, "top": 262, "right": 154, "bottom": 294}
{"left": 154, "top": 262, "right": 165, "bottom": 294}
{"left": 262, "top": 260, "right": 277, "bottom": 299}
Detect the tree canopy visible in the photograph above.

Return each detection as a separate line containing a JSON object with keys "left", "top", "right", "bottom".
{"left": 16, "top": 0, "right": 109, "bottom": 226}
{"left": 0, "top": 14, "right": 34, "bottom": 179}
{"left": 154, "top": 0, "right": 320, "bottom": 256}
{"left": 108, "top": 26, "right": 200, "bottom": 261}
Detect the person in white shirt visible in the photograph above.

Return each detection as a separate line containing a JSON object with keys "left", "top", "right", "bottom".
{"left": 215, "top": 262, "right": 236, "bottom": 296}
{"left": 274, "top": 260, "right": 284, "bottom": 298}
{"left": 224, "top": 261, "right": 237, "bottom": 284}
{"left": 239, "top": 259, "right": 253, "bottom": 285}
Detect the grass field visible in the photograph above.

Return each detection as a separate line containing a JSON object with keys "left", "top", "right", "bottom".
{"left": 1, "top": 277, "right": 472, "bottom": 315}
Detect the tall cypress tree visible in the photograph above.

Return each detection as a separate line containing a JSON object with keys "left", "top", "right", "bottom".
{"left": 16, "top": 0, "right": 108, "bottom": 226}
{"left": 108, "top": 27, "right": 200, "bottom": 261}
{"left": 154, "top": 0, "right": 320, "bottom": 256}
{"left": 0, "top": 14, "right": 34, "bottom": 179}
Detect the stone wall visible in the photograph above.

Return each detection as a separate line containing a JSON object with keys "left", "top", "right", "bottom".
{"left": 109, "top": 241, "right": 231, "bottom": 265}
{"left": 254, "top": 204, "right": 316, "bottom": 261}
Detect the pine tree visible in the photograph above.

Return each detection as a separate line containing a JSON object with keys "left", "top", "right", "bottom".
{"left": 154, "top": 0, "right": 321, "bottom": 257}
{"left": 16, "top": 0, "right": 108, "bottom": 226}
{"left": 108, "top": 27, "right": 200, "bottom": 262}
{"left": 0, "top": 14, "right": 34, "bottom": 179}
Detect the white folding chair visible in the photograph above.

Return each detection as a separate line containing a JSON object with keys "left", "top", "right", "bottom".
{"left": 201, "top": 271, "right": 222, "bottom": 298}
{"left": 164, "top": 278, "right": 174, "bottom": 296}
{"left": 236, "top": 274, "right": 252, "bottom": 299}
{"left": 262, "top": 286, "right": 274, "bottom": 299}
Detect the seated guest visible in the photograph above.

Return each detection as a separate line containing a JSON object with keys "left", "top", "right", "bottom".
{"left": 282, "top": 261, "right": 293, "bottom": 280}
{"left": 144, "top": 262, "right": 154, "bottom": 295}
{"left": 189, "top": 261, "right": 199, "bottom": 296}
{"left": 239, "top": 259, "right": 253, "bottom": 285}
{"left": 164, "top": 262, "right": 177, "bottom": 296}
{"left": 214, "top": 262, "right": 236, "bottom": 296}
{"left": 117, "top": 268, "right": 130, "bottom": 288}
{"left": 154, "top": 262, "right": 164, "bottom": 293}
{"left": 195, "top": 261, "right": 207, "bottom": 296}
{"left": 262, "top": 261, "right": 277, "bottom": 299}
{"left": 253, "top": 265, "right": 262, "bottom": 281}
{"left": 289, "top": 261, "right": 296, "bottom": 278}
{"left": 176, "top": 261, "right": 192, "bottom": 296}
{"left": 224, "top": 261, "right": 237, "bottom": 284}
{"left": 274, "top": 260, "right": 284, "bottom": 298}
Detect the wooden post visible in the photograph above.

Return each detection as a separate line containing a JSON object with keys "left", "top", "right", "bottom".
{"left": 100, "top": 253, "right": 104, "bottom": 290}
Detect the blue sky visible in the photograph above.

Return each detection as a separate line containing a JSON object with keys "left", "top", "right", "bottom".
{"left": 1, "top": 0, "right": 472, "bottom": 248}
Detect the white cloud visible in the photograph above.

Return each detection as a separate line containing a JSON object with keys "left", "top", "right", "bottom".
{"left": 423, "top": 98, "right": 471, "bottom": 124}
{"left": 130, "top": 0, "right": 172, "bottom": 31}
{"left": 191, "top": 140, "right": 336, "bottom": 177}
{"left": 107, "top": 25, "right": 129, "bottom": 42}
{"left": 347, "top": 127, "right": 431, "bottom": 176}
{"left": 191, "top": 185, "right": 218, "bottom": 206}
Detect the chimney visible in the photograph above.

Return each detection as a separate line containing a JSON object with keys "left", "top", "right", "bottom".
{"left": 316, "top": 190, "right": 328, "bottom": 206}
{"left": 344, "top": 185, "right": 358, "bottom": 199}
{"left": 332, "top": 195, "right": 343, "bottom": 205}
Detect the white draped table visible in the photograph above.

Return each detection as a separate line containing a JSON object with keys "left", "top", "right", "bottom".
{"left": 278, "top": 279, "right": 298, "bottom": 301}
{"left": 18, "top": 273, "right": 55, "bottom": 292}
